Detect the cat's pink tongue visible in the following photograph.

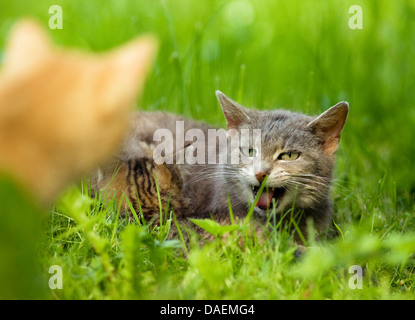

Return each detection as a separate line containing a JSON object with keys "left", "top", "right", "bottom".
{"left": 256, "top": 190, "right": 274, "bottom": 208}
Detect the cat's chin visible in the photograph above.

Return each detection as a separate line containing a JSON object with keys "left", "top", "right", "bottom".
{"left": 253, "top": 206, "right": 268, "bottom": 217}
{"left": 253, "top": 205, "right": 284, "bottom": 217}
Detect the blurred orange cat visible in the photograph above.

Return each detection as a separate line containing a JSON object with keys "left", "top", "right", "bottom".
{"left": 0, "top": 20, "right": 157, "bottom": 203}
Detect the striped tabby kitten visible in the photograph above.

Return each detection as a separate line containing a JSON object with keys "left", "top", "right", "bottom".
{"left": 93, "top": 92, "right": 348, "bottom": 239}
{"left": 92, "top": 141, "right": 189, "bottom": 223}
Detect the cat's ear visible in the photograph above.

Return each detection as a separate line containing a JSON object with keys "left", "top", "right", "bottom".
{"left": 102, "top": 36, "right": 158, "bottom": 111}
{"left": 216, "top": 91, "right": 250, "bottom": 129}
{"left": 307, "top": 102, "right": 349, "bottom": 155}
{"left": 3, "top": 19, "right": 53, "bottom": 75}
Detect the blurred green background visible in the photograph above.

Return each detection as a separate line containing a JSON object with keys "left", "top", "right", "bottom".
{"left": 2, "top": 0, "right": 414, "bottom": 194}
{"left": 0, "top": 0, "right": 414, "bottom": 299}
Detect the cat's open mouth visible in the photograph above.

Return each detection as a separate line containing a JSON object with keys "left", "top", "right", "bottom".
{"left": 252, "top": 185, "right": 286, "bottom": 211}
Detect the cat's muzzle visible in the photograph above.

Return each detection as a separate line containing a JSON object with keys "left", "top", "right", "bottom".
{"left": 252, "top": 185, "right": 286, "bottom": 211}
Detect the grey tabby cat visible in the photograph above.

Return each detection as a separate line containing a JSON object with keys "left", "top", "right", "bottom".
{"left": 92, "top": 91, "right": 348, "bottom": 240}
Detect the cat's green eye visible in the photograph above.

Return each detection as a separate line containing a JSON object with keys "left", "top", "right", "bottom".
{"left": 278, "top": 152, "right": 300, "bottom": 161}
{"left": 240, "top": 147, "right": 257, "bottom": 157}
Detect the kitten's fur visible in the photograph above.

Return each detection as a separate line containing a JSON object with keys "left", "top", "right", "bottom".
{"left": 0, "top": 20, "right": 157, "bottom": 203}
{"left": 93, "top": 91, "right": 348, "bottom": 239}
{"left": 92, "top": 138, "right": 190, "bottom": 223}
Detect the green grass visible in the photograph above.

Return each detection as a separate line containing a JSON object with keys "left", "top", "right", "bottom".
{"left": 1, "top": 0, "right": 415, "bottom": 299}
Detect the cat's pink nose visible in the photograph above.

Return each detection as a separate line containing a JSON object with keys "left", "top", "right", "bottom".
{"left": 255, "top": 171, "right": 268, "bottom": 182}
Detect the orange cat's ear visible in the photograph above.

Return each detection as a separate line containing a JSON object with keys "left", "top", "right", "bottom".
{"left": 2, "top": 19, "right": 53, "bottom": 75}
{"left": 102, "top": 36, "right": 158, "bottom": 112}
{"left": 216, "top": 90, "right": 250, "bottom": 129}
{"left": 307, "top": 102, "right": 349, "bottom": 155}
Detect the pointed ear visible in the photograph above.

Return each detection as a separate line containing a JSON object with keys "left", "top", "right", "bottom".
{"left": 108, "top": 35, "right": 157, "bottom": 94}
{"left": 102, "top": 35, "right": 158, "bottom": 112}
{"left": 216, "top": 90, "right": 250, "bottom": 129}
{"left": 3, "top": 19, "right": 53, "bottom": 74}
{"left": 307, "top": 102, "right": 349, "bottom": 155}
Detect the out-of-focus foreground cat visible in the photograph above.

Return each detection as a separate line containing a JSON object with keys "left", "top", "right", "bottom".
{"left": 0, "top": 19, "right": 157, "bottom": 203}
